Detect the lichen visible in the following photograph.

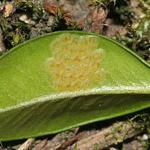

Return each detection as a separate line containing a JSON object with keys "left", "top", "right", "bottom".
{"left": 47, "top": 34, "right": 104, "bottom": 91}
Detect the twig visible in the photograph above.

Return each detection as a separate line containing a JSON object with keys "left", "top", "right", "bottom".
{"left": 33, "top": 139, "right": 48, "bottom": 150}
{"left": 56, "top": 132, "right": 85, "bottom": 150}
{"left": 17, "top": 138, "right": 35, "bottom": 150}
{"left": 0, "top": 27, "right": 6, "bottom": 53}
{"left": 75, "top": 120, "right": 145, "bottom": 150}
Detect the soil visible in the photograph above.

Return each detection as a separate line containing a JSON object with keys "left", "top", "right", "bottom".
{"left": 0, "top": 0, "right": 150, "bottom": 149}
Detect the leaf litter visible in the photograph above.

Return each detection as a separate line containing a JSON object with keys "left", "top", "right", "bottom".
{"left": 0, "top": 0, "right": 150, "bottom": 149}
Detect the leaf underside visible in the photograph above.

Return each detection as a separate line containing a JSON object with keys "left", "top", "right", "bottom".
{"left": 0, "top": 31, "right": 150, "bottom": 141}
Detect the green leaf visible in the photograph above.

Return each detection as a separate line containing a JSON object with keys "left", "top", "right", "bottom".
{"left": 0, "top": 31, "right": 150, "bottom": 141}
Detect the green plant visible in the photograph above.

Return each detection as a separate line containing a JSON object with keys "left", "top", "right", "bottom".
{"left": 0, "top": 31, "right": 150, "bottom": 141}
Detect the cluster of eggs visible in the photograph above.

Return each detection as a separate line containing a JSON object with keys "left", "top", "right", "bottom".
{"left": 48, "top": 34, "right": 104, "bottom": 91}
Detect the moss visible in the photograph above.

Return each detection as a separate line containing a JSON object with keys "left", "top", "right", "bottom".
{"left": 0, "top": 0, "right": 54, "bottom": 49}
{"left": 106, "top": 0, "right": 135, "bottom": 25}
